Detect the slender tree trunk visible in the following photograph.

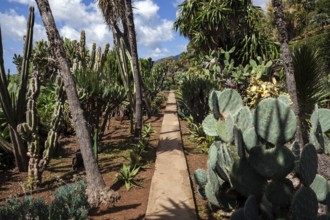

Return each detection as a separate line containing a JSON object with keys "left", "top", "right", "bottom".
{"left": 123, "top": 0, "right": 143, "bottom": 139}
{"left": 35, "top": 0, "right": 118, "bottom": 206}
{"left": 272, "top": 0, "right": 307, "bottom": 147}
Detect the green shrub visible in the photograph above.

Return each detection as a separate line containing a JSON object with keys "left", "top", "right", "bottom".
{"left": 0, "top": 196, "right": 48, "bottom": 220}
{"left": 49, "top": 180, "right": 88, "bottom": 220}
{"left": 0, "top": 181, "right": 88, "bottom": 220}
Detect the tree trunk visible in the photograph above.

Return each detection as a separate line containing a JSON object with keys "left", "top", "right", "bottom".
{"left": 124, "top": 0, "right": 143, "bottom": 139}
{"left": 272, "top": 0, "right": 307, "bottom": 147}
{"left": 35, "top": 0, "right": 118, "bottom": 206}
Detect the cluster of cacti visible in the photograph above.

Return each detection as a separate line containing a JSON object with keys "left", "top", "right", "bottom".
{"left": 68, "top": 31, "right": 126, "bottom": 143}
{"left": 18, "top": 73, "right": 65, "bottom": 187}
{"left": 194, "top": 88, "right": 330, "bottom": 219}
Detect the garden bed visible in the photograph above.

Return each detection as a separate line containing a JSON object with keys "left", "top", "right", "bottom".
{"left": 0, "top": 105, "right": 165, "bottom": 219}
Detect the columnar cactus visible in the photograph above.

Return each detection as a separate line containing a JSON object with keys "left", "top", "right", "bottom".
{"left": 18, "top": 74, "right": 65, "bottom": 188}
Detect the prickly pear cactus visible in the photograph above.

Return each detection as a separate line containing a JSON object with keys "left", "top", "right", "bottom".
{"left": 244, "top": 195, "right": 260, "bottom": 220}
{"left": 217, "top": 89, "right": 243, "bottom": 117}
{"left": 230, "top": 159, "right": 267, "bottom": 197}
{"left": 310, "top": 174, "right": 330, "bottom": 203}
{"left": 291, "top": 186, "right": 318, "bottom": 220}
{"left": 265, "top": 178, "right": 294, "bottom": 207}
{"left": 253, "top": 98, "right": 297, "bottom": 145}
{"left": 205, "top": 182, "right": 219, "bottom": 207}
{"left": 242, "top": 127, "right": 259, "bottom": 151}
{"left": 309, "top": 106, "right": 330, "bottom": 153}
{"left": 208, "top": 90, "right": 221, "bottom": 120}
{"left": 236, "top": 106, "right": 253, "bottom": 131}
{"left": 194, "top": 169, "right": 207, "bottom": 187}
{"left": 299, "top": 143, "right": 318, "bottom": 187}
{"left": 214, "top": 141, "right": 235, "bottom": 182}
{"left": 249, "top": 145, "right": 295, "bottom": 179}
{"left": 291, "top": 141, "right": 300, "bottom": 173}
{"left": 194, "top": 169, "right": 207, "bottom": 199}
{"left": 202, "top": 114, "right": 219, "bottom": 137}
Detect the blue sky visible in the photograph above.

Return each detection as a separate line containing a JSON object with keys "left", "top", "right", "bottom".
{"left": 0, "top": 0, "right": 267, "bottom": 73}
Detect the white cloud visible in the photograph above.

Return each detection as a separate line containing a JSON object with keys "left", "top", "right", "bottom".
{"left": 134, "top": 0, "right": 159, "bottom": 20}
{"left": 132, "top": 1, "right": 175, "bottom": 49}
{"left": 150, "top": 47, "right": 169, "bottom": 59}
{"left": 0, "top": 9, "right": 46, "bottom": 42}
{"left": 135, "top": 19, "right": 174, "bottom": 47}
{"left": 8, "top": 0, "right": 35, "bottom": 5}
{"left": 4, "top": 0, "right": 177, "bottom": 62}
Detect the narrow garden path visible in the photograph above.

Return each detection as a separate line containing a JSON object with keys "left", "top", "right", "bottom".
{"left": 145, "top": 91, "right": 197, "bottom": 220}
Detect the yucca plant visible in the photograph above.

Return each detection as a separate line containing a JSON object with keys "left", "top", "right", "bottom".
{"left": 292, "top": 45, "right": 330, "bottom": 124}
{"left": 117, "top": 164, "right": 140, "bottom": 191}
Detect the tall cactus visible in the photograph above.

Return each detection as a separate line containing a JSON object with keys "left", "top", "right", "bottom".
{"left": 18, "top": 72, "right": 65, "bottom": 187}
{"left": 0, "top": 7, "right": 35, "bottom": 171}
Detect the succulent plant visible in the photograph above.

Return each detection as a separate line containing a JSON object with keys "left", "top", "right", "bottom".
{"left": 194, "top": 88, "right": 327, "bottom": 219}
{"left": 253, "top": 98, "right": 297, "bottom": 145}
{"left": 249, "top": 145, "right": 295, "bottom": 179}
{"left": 217, "top": 89, "right": 243, "bottom": 117}
{"left": 265, "top": 178, "right": 294, "bottom": 207}
{"left": 202, "top": 114, "right": 219, "bottom": 137}
{"left": 309, "top": 105, "right": 330, "bottom": 154}
{"left": 299, "top": 143, "right": 318, "bottom": 187}
{"left": 291, "top": 186, "right": 318, "bottom": 220}
{"left": 310, "top": 174, "right": 330, "bottom": 203}
{"left": 230, "top": 158, "right": 267, "bottom": 197}
{"left": 244, "top": 195, "right": 260, "bottom": 220}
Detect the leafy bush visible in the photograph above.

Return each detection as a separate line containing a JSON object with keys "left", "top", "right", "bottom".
{"left": 0, "top": 181, "right": 88, "bottom": 220}
{"left": 49, "top": 180, "right": 88, "bottom": 220}
{"left": 0, "top": 196, "right": 48, "bottom": 220}
{"left": 176, "top": 74, "right": 218, "bottom": 123}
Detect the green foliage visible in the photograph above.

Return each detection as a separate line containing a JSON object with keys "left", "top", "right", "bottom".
{"left": 0, "top": 196, "right": 48, "bottom": 220}
{"left": 142, "top": 123, "right": 155, "bottom": 139}
{"left": 0, "top": 181, "right": 88, "bottom": 220}
{"left": 49, "top": 181, "right": 88, "bottom": 219}
{"left": 176, "top": 73, "right": 219, "bottom": 123}
{"left": 117, "top": 164, "right": 140, "bottom": 191}
{"left": 174, "top": 0, "right": 277, "bottom": 64}
{"left": 292, "top": 45, "right": 330, "bottom": 121}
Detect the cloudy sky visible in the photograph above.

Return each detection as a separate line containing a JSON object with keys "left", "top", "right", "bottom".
{"left": 0, "top": 0, "right": 267, "bottom": 73}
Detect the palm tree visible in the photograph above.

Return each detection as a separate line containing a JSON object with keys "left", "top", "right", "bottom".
{"left": 272, "top": 0, "right": 307, "bottom": 147}
{"left": 34, "top": 0, "right": 118, "bottom": 206}
{"left": 98, "top": 0, "right": 146, "bottom": 138}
